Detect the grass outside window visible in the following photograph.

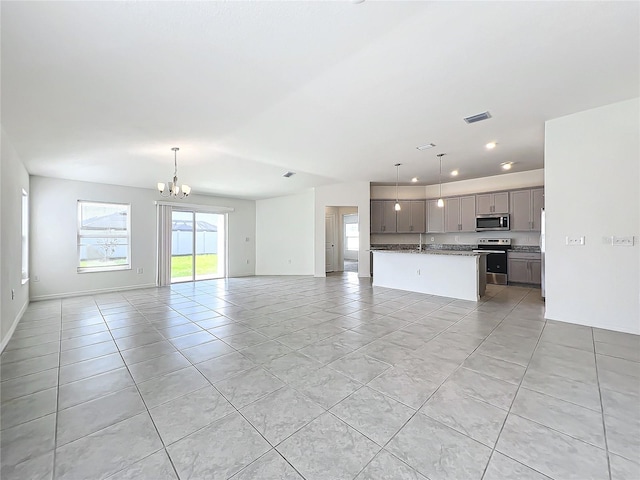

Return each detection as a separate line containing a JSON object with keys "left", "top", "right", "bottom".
{"left": 171, "top": 254, "right": 219, "bottom": 278}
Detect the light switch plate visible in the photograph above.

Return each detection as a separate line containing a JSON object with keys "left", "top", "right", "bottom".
{"left": 566, "top": 236, "right": 585, "bottom": 246}
{"left": 612, "top": 236, "right": 634, "bottom": 246}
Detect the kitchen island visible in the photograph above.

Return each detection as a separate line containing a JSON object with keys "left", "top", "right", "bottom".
{"left": 372, "top": 250, "right": 488, "bottom": 301}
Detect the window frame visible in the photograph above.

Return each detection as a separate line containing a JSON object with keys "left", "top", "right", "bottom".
{"left": 344, "top": 215, "right": 359, "bottom": 252}
{"left": 77, "top": 200, "right": 132, "bottom": 273}
{"left": 21, "top": 189, "right": 29, "bottom": 284}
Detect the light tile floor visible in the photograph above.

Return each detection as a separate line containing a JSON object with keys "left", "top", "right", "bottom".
{"left": 1, "top": 274, "right": 639, "bottom": 480}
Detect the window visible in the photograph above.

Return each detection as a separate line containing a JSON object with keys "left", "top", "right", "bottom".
{"left": 77, "top": 201, "right": 131, "bottom": 272}
{"left": 21, "top": 189, "right": 29, "bottom": 284}
{"left": 345, "top": 219, "right": 359, "bottom": 251}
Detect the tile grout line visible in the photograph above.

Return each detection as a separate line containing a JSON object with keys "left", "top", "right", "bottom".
{"left": 352, "top": 286, "right": 536, "bottom": 479}
{"left": 479, "top": 308, "right": 548, "bottom": 480}
{"left": 50, "top": 300, "right": 63, "bottom": 480}
{"left": 592, "top": 328, "right": 613, "bottom": 480}
{"left": 98, "top": 292, "right": 182, "bottom": 480}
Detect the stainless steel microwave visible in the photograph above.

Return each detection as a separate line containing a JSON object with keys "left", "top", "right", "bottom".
{"left": 476, "top": 214, "right": 510, "bottom": 231}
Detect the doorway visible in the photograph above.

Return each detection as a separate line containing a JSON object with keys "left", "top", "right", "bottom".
{"left": 343, "top": 213, "right": 359, "bottom": 273}
{"left": 325, "top": 206, "right": 359, "bottom": 274}
{"left": 171, "top": 210, "right": 226, "bottom": 283}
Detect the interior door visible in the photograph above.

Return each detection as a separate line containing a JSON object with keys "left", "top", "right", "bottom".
{"left": 325, "top": 214, "right": 336, "bottom": 273}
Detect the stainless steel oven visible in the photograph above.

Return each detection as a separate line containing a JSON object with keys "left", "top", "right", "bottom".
{"left": 476, "top": 214, "right": 510, "bottom": 232}
{"left": 473, "top": 238, "right": 512, "bottom": 285}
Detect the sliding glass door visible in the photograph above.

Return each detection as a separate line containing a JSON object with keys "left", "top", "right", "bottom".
{"left": 171, "top": 210, "right": 225, "bottom": 283}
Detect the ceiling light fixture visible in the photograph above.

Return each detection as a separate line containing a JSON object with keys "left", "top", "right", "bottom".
{"left": 450, "top": 169, "right": 459, "bottom": 177}
{"left": 411, "top": 177, "right": 418, "bottom": 183}
{"left": 158, "top": 147, "right": 191, "bottom": 198}
{"left": 436, "top": 153, "right": 446, "bottom": 208}
{"left": 501, "top": 162, "right": 513, "bottom": 170}
{"left": 394, "top": 163, "right": 402, "bottom": 211}
{"left": 416, "top": 143, "right": 436, "bottom": 151}
{"left": 486, "top": 142, "right": 497, "bottom": 149}
{"left": 282, "top": 171, "right": 295, "bottom": 178}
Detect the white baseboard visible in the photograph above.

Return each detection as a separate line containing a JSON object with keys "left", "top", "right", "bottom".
{"left": 30, "top": 283, "right": 158, "bottom": 302}
{"left": 1, "top": 299, "right": 29, "bottom": 353}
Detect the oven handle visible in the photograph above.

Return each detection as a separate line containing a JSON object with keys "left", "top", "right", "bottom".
{"left": 472, "top": 250, "right": 507, "bottom": 254}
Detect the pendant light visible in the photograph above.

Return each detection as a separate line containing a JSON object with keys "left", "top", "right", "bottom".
{"left": 394, "top": 163, "right": 402, "bottom": 211}
{"left": 436, "top": 153, "right": 446, "bottom": 208}
{"left": 158, "top": 147, "right": 191, "bottom": 199}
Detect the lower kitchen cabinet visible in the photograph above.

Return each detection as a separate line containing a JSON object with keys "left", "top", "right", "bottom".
{"left": 508, "top": 252, "right": 541, "bottom": 285}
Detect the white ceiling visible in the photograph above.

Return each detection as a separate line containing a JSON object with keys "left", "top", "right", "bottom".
{"left": 2, "top": 1, "right": 638, "bottom": 199}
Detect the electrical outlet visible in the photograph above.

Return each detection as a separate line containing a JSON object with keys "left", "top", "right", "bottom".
{"left": 245, "top": 237, "right": 250, "bottom": 242}
{"left": 565, "top": 236, "right": 585, "bottom": 246}
{"left": 612, "top": 236, "right": 634, "bottom": 246}
{"left": 246, "top": 259, "right": 250, "bottom": 264}
{"left": 11, "top": 288, "right": 15, "bottom": 300}
{"left": 33, "top": 275, "right": 40, "bottom": 282}
{"left": 136, "top": 268, "right": 143, "bottom": 274}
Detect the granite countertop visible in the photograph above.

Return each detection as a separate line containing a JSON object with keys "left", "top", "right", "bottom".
{"left": 511, "top": 245, "right": 541, "bottom": 253}
{"left": 371, "top": 243, "right": 541, "bottom": 253}
{"left": 373, "top": 249, "right": 486, "bottom": 256}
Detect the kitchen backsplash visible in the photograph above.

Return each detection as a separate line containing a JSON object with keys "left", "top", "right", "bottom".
{"left": 370, "top": 231, "right": 540, "bottom": 247}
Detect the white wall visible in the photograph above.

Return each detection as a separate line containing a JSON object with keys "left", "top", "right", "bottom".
{"left": 314, "top": 182, "right": 370, "bottom": 277}
{"left": 255, "top": 190, "right": 314, "bottom": 275}
{"left": 1, "top": 128, "right": 30, "bottom": 348}
{"left": 545, "top": 98, "right": 639, "bottom": 334}
{"left": 30, "top": 176, "right": 256, "bottom": 299}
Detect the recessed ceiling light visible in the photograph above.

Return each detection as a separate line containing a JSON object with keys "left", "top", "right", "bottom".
{"left": 450, "top": 170, "right": 459, "bottom": 177}
{"left": 486, "top": 142, "right": 497, "bottom": 149}
{"left": 282, "top": 171, "right": 295, "bottom": 178}
{"left": 411, "top": 177, "right": 418, "bottom": 183}
{"left": 416, "top": 143, "right": 436, "bottom": 151}
{"left": 500, "top": 162, "right": 513, "bottom": 170}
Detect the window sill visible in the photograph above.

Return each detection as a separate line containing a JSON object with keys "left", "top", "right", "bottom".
{"left": 77, "top": 265, "right": 132, "bottom": 274}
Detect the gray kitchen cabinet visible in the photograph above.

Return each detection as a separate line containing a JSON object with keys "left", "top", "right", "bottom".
{"left": 508, "top": 252, "right": 541, "bottom": 284}
{"left": 509, "top": 188, "right": 544, "bottom": 231}
{"left": 397, "top": 201, "right": 426, "bottom": 233}
{"left": 460, "top": 196, "right": 476, "bottom": 231}
{"left": 445, "top": 196, "right": 476, "bottom": 232}
{"left": 445, "top": 197, "right": 460, "bottom": 233}
{"left": 427, "top": 199, "right": 445, "bottom": 233}
{"left": 370, "top": 200, "right": 397, "bottom": 233}
{"left": 476, "top": 192, "right": 509, "bottom": 214}
{"left": 531, "top": 188, "right": 544, "bottom": 231}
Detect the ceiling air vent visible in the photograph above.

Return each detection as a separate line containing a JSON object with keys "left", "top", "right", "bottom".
{"left": 282, "top": 171, "right": 295, "bottom": 178}
{"left": 463, "top": 111, "right": 492, "bottom": 124}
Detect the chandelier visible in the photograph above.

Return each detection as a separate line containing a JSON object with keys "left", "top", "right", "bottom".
{"left": 157, "top": 147, "right": 191, "bottom": 198}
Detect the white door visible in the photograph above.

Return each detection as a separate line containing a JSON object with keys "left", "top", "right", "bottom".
{"left": 325, "top": 214, "right": 336, "bottom": 273}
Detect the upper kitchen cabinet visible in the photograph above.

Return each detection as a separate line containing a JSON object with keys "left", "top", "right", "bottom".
{"left": 510, "top": 188, "right": 544, "bottom": 231}
{"left": 427, "top": 199, "right": 445, "bottom": 233}
{"left": 445, "top": 196, "right": 476, "bottom": 232}
{"left": 396, "top": 200, "right": 426, "bottom": 233}
{"left": 370, "top": 200, "right": 397, "bottom": 233}
{"left": 476, "top": 192, "right": 509, "bottom": 214}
